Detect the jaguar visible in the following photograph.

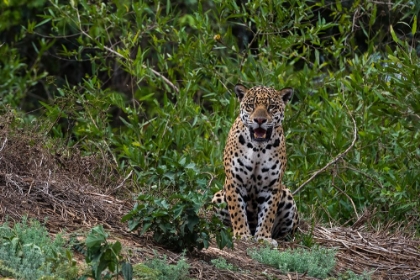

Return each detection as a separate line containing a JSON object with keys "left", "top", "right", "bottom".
{"left": 212, "top": 84, "right": 299, "bottom": 245}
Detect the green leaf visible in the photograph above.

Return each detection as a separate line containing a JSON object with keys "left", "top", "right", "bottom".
{"left": 140, "top": 222, "right": 152, "bottom": 235}
{"left": 86, "top": 226, "right": 107, "bottom": 249}
{"left": 122, "top": 262, "right": 133, "bottom": 280}
{"left": 111, "top": 241, "right": 122, "bottom": 256}
{"left": 94, "top": 259, "right": 109, "bottom": 279}
{"left": 35, "top": 18, "right": 51, "bottom": 28}
{"left": 412, "top": 15, "right": 417, "bottom": 35}
{"left": 369, "top": 4, "right": 377, "bottom": 26}
{"left": 173, "top": 204, "right": 185, "bottom": 219}
{"left": 139, "top": 92, "right": 155, "bottom": 101}
{"left": 127, "top": 217, "right": 141, "bottom": 231}
{"left": 186, "top": 215, "right": 199, "bottom": 232}
{"left": 390, "top": 25, "right": 403, "bottom": 45}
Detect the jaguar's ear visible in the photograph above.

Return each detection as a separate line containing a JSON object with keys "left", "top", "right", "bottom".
{"left": 280, "top": 88, "right": 293, "bottom": 104}
{"left": 234, "top": 84, "right": 248, "bottom": 101}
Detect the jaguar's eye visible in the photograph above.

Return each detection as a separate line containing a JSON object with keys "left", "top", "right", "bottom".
{"left": 268, "top": 104, "right": 276, "bottom": 111}
{"left": 246, "top": 103, "right": 254, "bottom": 110}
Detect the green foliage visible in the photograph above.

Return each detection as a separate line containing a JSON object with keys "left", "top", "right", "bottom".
{"left": 289, "top": 48, "right": 420, "bottom": 224}
{"left": 0, "top": 217, "right": 78, "bottom": 280}
{"left": 211, "top": 257, "right": 236, "bottom": 271}
{"left": 0, "top": 44, "right": 48, "bottom": 110}
{"left": 248, "top": 246, "right": 336, "bottom": 278}
{"left": 210, "top": 256, "right": 250, "bottom": 275}
{"left": 122, "top": 192, "right": 233, "bottom": 251}
{"left": 134, "top": 252, "right": 190, "bottom": 280}
{"left": 132, "top": 263, "right": 161, "bottom": 280}
{"left": 83, "top": 225, "right": 132, "bottom": 280}
{"left": 1, "top": 0, "right": 419, "bottom": 248}
{"left": 0, "top": 260, "right": 22, "bottom": 279}
{"left": 335, "top": 270, "right": 372, "bottom": 280}
{"left": 295, "top": 221, "right": 316, "bottom": 248}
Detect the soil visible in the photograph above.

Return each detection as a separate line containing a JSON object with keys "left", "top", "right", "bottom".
{"left": 1, "top": 115, "right": 419, "bottom": 280}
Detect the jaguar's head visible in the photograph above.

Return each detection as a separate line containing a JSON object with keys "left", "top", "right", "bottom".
{"left": 235, "top": 84, "right": 293, "bottom": 142}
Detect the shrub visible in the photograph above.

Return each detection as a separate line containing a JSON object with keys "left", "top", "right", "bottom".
{"left": 136, "top": 252, "right": 190, "bottom": 280}
{"left": 0, "top": 217, "right": 78, "bottom": 280}
{"left": 337, "top": 270, "right": 372, "bottom": 280}
{"left": 248, "top": 246, "right": 336, "bottom": 278}
{"left": 83, "top": 225, "right": 132, "bottom": 280}
{"left": 122, "top": 192, "right": 233, "bottom": 251}
{"left": 211, "top": 257, "right": 236, "bottom": 271}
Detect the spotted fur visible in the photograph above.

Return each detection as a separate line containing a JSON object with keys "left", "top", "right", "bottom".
{"left": 212, "top": 84, "right": 299, "bottom": 244}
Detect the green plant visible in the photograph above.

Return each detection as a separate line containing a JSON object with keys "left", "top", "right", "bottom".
{"left": 132, "top": 264, "right": 161, "bottom": 280}
{"left": 43, "top": 0, "right": 418, "bottom": 232}
{"left": 211, "top": 257, "right": 236, "bottom": 271}
{"left": 336, "top": 270, "right": 372, "bottom": 280}
{"left": 83, "top": 225, "right": 132, "bottom": 280}
{"left": 122, "top": 192, "right": 233, "bottom": 251}
{"left": 295, "top": 219, "right": 316, "bottom": 248}
{"left": 0, "top": 260, "right": 22, "bottom": 279}
{"left": 0, "top": 217, "right": 78, "bottom": 280}
{"left": 248, "top": 246, "right": 336, "bottom": 278}
{"left": 137, "top": 252, "right": 190, "bottom": 280}
{"left": 1, "top": 0, "right": 419, "bottom": 239}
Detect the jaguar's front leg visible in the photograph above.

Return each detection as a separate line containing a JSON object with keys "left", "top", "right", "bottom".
{"left": 254, "top": 188, "right": 282, "bottom": 245}
{"left": 224, "top": 178, "right": 252, "bottom": 239}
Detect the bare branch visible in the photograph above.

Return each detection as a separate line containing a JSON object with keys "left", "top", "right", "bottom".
{"left": 293, "top": 105, "right": 358, "bottom": 195}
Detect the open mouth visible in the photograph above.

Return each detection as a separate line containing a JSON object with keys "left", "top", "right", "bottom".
{"left": 250, "top": 127, "right": 273, "bottom": 142}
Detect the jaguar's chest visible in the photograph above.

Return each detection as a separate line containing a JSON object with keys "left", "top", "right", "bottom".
{"left": 230, "top": 131, "right": 284, "bottom": 190}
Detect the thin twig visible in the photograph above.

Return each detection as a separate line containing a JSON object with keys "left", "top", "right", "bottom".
{"left": 293, "top": 105, "right": 358, "bottom": 195}
{"left": 109, "top": 170, "right": 133, "bottom": 194}
{"left": 0, "top": 137, "right": 7, "bottom": 153}
{"left": 239, "top": 30, "right": 261, "bottom": 72}
{"left": 204, "top": 172, "right": 216, "bottom": 189}
{"left": 332, "top": 176, "right": 359, "bottom": 219}
{"left": 343, "top": 165, "right": 384, "bottom": 189}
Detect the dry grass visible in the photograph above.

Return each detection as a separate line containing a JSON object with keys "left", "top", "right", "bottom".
{"left": 314, "top": 226, "right": 420, "bottom": 279}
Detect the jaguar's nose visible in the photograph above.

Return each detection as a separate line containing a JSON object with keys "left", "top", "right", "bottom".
{"left": 254, "top": 117, "right": 267, "bottom": 124}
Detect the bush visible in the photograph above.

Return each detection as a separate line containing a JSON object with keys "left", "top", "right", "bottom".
{"left": 248, "top": 246, "right": 336, "bottom": 278}
{"left": 211, "top": 257, "right": 236, "bottom": 271}
{"left": 0, "top": 217, "right": 78, "bottom": 280}
{"left": 83, "top": 225, "right": 132, "bottom": 280}
{"left": 122, "top": 192, "right": 233, "bottom": 251}
{"left": 337, "top": 270, "right": 372, "bottom": 280}
{"left": 135, "top": 252, "right": 190, "bottom": 280}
